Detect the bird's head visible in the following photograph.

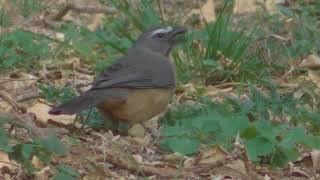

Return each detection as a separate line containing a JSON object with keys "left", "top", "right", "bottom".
{"left": 134, "top": 26, "right": 187, "bottom": 56}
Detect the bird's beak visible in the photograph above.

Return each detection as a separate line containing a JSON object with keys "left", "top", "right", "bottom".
{"left": 169, "top": 27, "right": 187, "bottom": 41}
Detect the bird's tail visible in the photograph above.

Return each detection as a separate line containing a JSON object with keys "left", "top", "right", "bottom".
{"left": 48, "top": 89, "right": 128, "bottom": 115}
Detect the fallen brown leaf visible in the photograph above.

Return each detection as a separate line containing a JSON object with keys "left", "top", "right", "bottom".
{"left": 28, "top": 101, "right": 75, "bottom": 126}
{"left": 205, "top": 86, "right": 234, "bottom": 97}
{"left": 0, "top": 72, "right": 37, "bottom": 97}
{"left": 31, "top": 156, "right": 45, "bottom": 169}
{"left": 198, "top": 145, "right": 229, "bottom": 165}
{"left": 299, "top": 54, "right": 320, "bottom": 70}
{"left": 311, "top": 150, "right": 320, "bottom": 170}
{"left": 201, "top": 0, "right": 216, "bottom": 22}
{"left": 0, "top": 151, "right": 13, "bottom": 170}
{"left": 234, "top": 0, "right": 278, "bottom": 14}
{"left": 299, "top": 55, "right": 320, "bottom": 88}
{"left": 34, "top": 166, "right": 51, "bottom": 180}
{"left": 225, "top": 159, "right": 247, "bottom": 177}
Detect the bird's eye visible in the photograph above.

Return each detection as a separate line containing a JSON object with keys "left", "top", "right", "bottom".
{"left": 155, "top": 33, "right": 165, "bottom": 38}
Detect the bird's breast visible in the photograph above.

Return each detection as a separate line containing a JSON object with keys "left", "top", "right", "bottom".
{"left": 98, "top": 88, "right": 174, "bottom": 124}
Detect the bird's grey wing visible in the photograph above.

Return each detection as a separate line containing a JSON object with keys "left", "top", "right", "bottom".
{"left": 91, "top": 52, "right": 175, "bottom": 90}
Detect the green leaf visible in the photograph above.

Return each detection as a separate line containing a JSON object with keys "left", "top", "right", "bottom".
{"left": 245, "top": 137, "right": 274, "bottom": 162}
{"left": 160, "top": 137, "right": 199, "bottom": 155}
{"left": 255, "top": 121, "right": 283, "bottom": 143}
{"left": 241, "top": 127, "right": 257, "bottom": 139}
{"left": 219, "top": 115, "right": 249, "bottom": 138}
{"left": 280, "top": 127, "right": 306, "bottom": 149}
{"left": 191, "top": 112, "right": 220, "bottom": 133}
{"left": 271, "top": 146, "right": 299, "bottom": 167}
{"left": 40, "top": 134, "right": 67, "bottom": 155}
{"left": 302, "top": 135, "right": 320, "bottom": 149}
{"left": 160, "top": 127, "right": 189, "bottom": 137}
{"left": 0, "top": 130, "right": 9, "bottom": 151}
{"left": 54, "top": 164, "right": 79, "bottom": 180}
{"left": 22, "top": 144, "right": 34, "bottom": 160}
{"left": 34, "top": 149, "right": 52, "bottom": 164}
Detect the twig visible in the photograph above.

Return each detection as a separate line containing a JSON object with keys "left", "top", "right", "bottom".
{"left": 95, "top": 151, "right": 181, "bottom": 178}
{"left": 211, "top": 82, "right": 242, "bottom": 89}
{"left": 0, "top": 89, "right": 60, "bottom": 139}
{"left": 0, "top": 160, "right": 20, "bottom": 167}
{"left": 92, "top": 132, "right": 187, "bottom": 178}
{"left": 75, "top": 66, "right": 95, "bottom": 75}
{"left": 46, "top": 3, "right": 116, "bottom": 22}
{"left": 187, "top": 152, "right": 240, "bottom": 174}
{"left": 16, "top": 89, "right": 40, "bottom": 102}
{"left": 0, "top": 78, "right": 39, "bottom": 85}
{"left": 3, "top": 112, "right": 47, "bottom": 139}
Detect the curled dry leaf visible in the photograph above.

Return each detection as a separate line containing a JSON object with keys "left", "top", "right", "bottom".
{"left": 289, "top": 167, "right": 309, "bottom": 178}
{"left": 234, "top": 0, "right": 278, "bottom": 14}
{"left": 28, "top": 101, "right": 75, "bottom": 126}
{"left": 197, "top": 145, "right": 248, "bottom": 177}
{"left": 54, "top": 32, "right": 65, "bottom": 41}
{"left": 201, "top": 0, "right": 216, "bottom": 22}
{"left": 311, "top": 150, "right": 320, "bottom": 170}
{"left": 299, "top": 54, "right": 320, "bottom": 88}
{"left": 225, "top": 159, "right": 247, "bottom": 177}
{"left": 0, "top": 151, "right": 19, "bottom": 179}
{"left": 264, "top": 174, "right": 271, "bottom": 180}
{"left": 132, "top": 154, "right": 143, "bottom": 163}
{"left": 0, "top": 151, "right": 14, "bottom": 170}
{"left": 0, "top": 72, "right": 37, "bottom": 96}
{"left": 183, "top": 0, "right": 216, "bottom": 25}
{"left": 31, "top": 156, "right": 45, "bottom": 169}
{"left": 0, "top": 101, "right": 12, "bottom": 114}
{"left": 88, "top": 13, "right": 104, "bottom": 31}
{"left": 34, "top": 166, "right": 51, "bottom": 180}
{"left": 205, "top": 86, "right": 233, "bottom": 97}
{"left": 184, "top": 157, "right": 196, "bottom": 168}
{"left": 306, "top": 70, "right": 320, "bottom": 88}
{"left": 198, "top": 145, "right": 229, "bottom": 165}
{"left": 299, "top": 54, "right": 320, "bottom": 70}
{"left": 164, "top": 153, "right": 186, "bottom": 165}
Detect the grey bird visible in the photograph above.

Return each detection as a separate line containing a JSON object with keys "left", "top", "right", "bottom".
{"left": 49, "top": 26, "right": 187, "bottom": 127}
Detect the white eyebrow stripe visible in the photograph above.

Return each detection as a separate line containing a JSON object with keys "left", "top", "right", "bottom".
{"left": 150, "top": 26, "right": 173, "bottom": 36}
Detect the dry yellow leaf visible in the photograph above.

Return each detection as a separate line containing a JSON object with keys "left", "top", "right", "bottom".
{"left": 198, "top": 145, "right": 228, "bottom": 164}
{"left": 299, "top": 54, "right": 320, "bottom": 70}
{"left": 34, "top": 166, "right": 51, "bottom": 180}
{"left": 0, "top": 72, "right": 37, "bottom": 96}
{"left": 201, "top": 0, "right": 216, "bottom": 22}
{"left": 0, "top": 101, "right": 11, "bottom": 114}
{"left": 234, "top": 0, "right": 278, "bottom": 14}
{"left": 205, "top": 86, "right": 233, "bottom": 97}
{"left": 311, "top": 150, "right": 320, "bottom": 170}
{"left": 225, "top": 159, "right": 247, "bottom": 176}
{"left": 300, "top": 54, "right": 320, "bottom": 88}
{"left": 308, "top": 70, "right": 320, "bottom": 88}
{"left": 88, "top": 13, "right": 104, "bottom": 31}
{"left": 28, "top": 101, "right": 75, "bottom": 125}
{"left": 31, "top": 156, "right": 46, "bottom": 169}
{"left": 0, "top": 151, "right": 14, "bottom": 170}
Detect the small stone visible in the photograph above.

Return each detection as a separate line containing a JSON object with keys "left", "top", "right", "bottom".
{"left": 128, "top": 124, "right": 145, "bottom": 138}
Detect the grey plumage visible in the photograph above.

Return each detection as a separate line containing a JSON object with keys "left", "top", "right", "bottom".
{"left": 49, "top": 27, "right": 187, "bottom": 115}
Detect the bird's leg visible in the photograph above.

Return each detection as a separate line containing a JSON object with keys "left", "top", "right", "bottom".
{"left": 81, "top": 108, "right": 93, "bottom": 129}
{"left": 97, "top": 108, "right": 130, "bottom": 135}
